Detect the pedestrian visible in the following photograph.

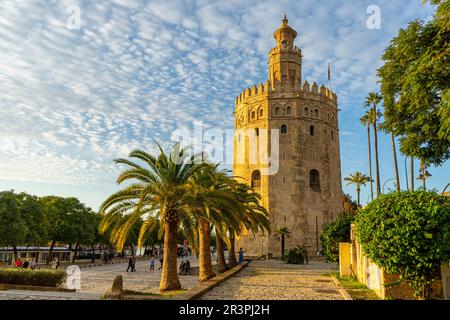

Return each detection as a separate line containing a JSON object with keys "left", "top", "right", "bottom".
{"left": 30, "top": 259, "right": 36, "bottom": 270}
{"left": 184, "top": 259, "right": 190, "bottom": 275}
{"left": 15, "top": 258, "right": 23, "bottom": 268}
{"left": 22, "top": 259, "right": 29, "bottom": 269}
{"left": 126, "top": 257, "right": 133, "bottom": 272}
{"left": 149, "top": 256, "right": 155, "bottom": 271}
{"left": 238, "top": 248, "right": 245, "bottom": 264}
{"left": 158, "top": 257, "right": 163, "bottom": 270}
{"left": 179, "top": 260, "right": 185, "bottom": 275}
{"left": 131, "top": 256, "right": 136, "bottom": 272}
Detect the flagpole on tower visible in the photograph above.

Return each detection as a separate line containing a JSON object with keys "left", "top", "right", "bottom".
{"left": 328, "top": 62, "right": 332, "bottom": 91}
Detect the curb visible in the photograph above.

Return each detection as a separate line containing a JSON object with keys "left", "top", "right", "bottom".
{"left": 175, "top": 260, "right": 251, "bottom": 300}
{"left": 329, "top": 273, "right": 353, "bottom": 300}
{"left": 0, "top": 284, "right": 76, "bottom": 293}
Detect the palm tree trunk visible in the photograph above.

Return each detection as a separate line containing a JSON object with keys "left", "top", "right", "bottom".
{"left": 199, "top": 218, "right": 215, "bottom": 282}
{"left": 160, "top": 218, "right": 181, "bottom": 291}
{"left": 410, "top": 157, "right": 415, "bottom": 192}
{"left": 391, "top": 132, "right": 400, "bottom": 191}
{"left": 356, "top": 187, "right": 361, "bottom": 208}
{"left": 281, "top": 235, "right": 285, "bottom": 259}
{"left": 215, "top": 233, "right": 228, "bottom": 273}
{"left": 228, "top": 231, "right": 238, "bottom": 267}
{"left": 367, "top": 125, "right": 374, "bottom": 201}
{"left": 12, "top": 244, "right": 18, "bottom": 263}
{"left": 372, "top": 104, "right": 381, "bottom": 195}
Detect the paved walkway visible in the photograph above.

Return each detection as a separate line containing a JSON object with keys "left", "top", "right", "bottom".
{"left": 0, "top": 256, "right": 200, "bottom": 300}
{"left": 201, "top": 258, "right": 344, "bottom": 300}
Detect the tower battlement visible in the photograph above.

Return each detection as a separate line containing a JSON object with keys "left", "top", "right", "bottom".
{"left": 235, "top": 80, "right": 337, "bottom": 108}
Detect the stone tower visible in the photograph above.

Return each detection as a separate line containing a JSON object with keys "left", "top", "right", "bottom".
{"left": 233, "top": 16, "right": 343, "bottom": 257}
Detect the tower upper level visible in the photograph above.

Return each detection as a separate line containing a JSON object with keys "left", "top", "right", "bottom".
{"left": 269, "top": 15, "right": 302, "bottom": 88}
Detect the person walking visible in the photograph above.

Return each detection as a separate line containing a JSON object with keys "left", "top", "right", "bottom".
{"left": 238, "top": 248, "right": 245, "bottom": 264}
{"left": 30, "top": 259, "right": 36, "bottom": 270}
{"left": 126, "top": 257, "right": 133, "bottom": 272}
{"left": 149, "top": 256, "right": 155, "bottom": 271}
{"left": 22, "top": 259, "right": 29, "bottom": 269}
{"left": 184, "top": 259, "right": 190, "bottom": 275}
{"left": 15, "top": 258, "right": 23, "bottom": 268}
{"left": 131, "top": 256, "right": 136, "bottom": 272}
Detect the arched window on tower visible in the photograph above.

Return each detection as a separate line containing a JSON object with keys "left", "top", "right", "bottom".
{"left": 251, "top": 111, "right": 256, "bottom": 119}
{"left": 281, "top": 125, "right": 287, "bottom": 135}
{"left": 255, "top": 127, "right": 259, "bottom": 136}
{"left": 304, "top": 107, "right": 309, "bottom": 116}
{"left": 310, "top": 125, "right": 314, "bottom": 136}
{"left": 251, "top": 170, "right": 261, "bottom": 188}
{"left": 287, "top": 106, "right": 291, "bottom": 115}
{"left": 259, "top": 109, "right": 263, "bottom": 117}
{"left": 275, "top": 107, "right": 280, "bottom": 115}
{"left": 309, "top": 169, "right": 320, "bottom": 191}
{"left": 315, "top": 109, "right": 319, "bottom": 118}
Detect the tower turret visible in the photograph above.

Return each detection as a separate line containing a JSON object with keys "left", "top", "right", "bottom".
{"left": 268, "top": 15, "right": 302, "bottom": 89}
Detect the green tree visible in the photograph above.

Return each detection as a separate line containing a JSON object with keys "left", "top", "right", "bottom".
{"left": 364, "top": 92, "right": 383, "bottom": 196}
{"left": 0, "top": 191, "right": 28, "bottom": 262}
{"left": 320, "top": 214, "right": 355, "bottom": 263}
{"left": 40, "top": 196, "right": 83, "bottom": 264}
{"left": 355, "top": 191, "right": 450, "bottom": 299}
{"left": 99, "top": 143, "right": 206, "bottom": 291}
{"left": 344, "top": 172, "right": 371, "bottom": 207}
{"left": 378, "top": 1, "right": 450, "bottom": 170}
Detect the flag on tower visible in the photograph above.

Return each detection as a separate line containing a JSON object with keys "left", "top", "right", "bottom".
{"left": 328, "top": 63, "right": 331, "bottom": 81}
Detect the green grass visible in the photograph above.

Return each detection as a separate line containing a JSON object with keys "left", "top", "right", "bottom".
{"left": 331, "top": 272, "right": 380, "bottom": 300}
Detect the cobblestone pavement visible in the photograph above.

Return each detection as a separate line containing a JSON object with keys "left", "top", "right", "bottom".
{"left": 201, "top": 258, "right": 344, "bottom": 300}
{"left": 79, "top": 257, "right": 199, "bottom": 294}
{"left": 0, "top": 256, "right": 200, "bottom": 300}
{"left": 0, "top": 290, "right": 101, "bottom": 300}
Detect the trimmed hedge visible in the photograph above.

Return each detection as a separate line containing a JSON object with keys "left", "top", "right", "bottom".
{"left": 0, "top": 268, "right": 66, "bottom": 287}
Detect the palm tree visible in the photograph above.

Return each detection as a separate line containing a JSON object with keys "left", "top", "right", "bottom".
{"left": 227, "top": 182, "right": 271, "bottom": 267}
{"left": 365, "top": 92, "right": 383, "bottom": 196}
{"left": 360, "top": 112, "right": 374, "bottom": 201}
{"left": 183, "top": 164, "right": 244, "bottom": 282}
{"left": 344, "top": 172, "right": 371, "bottom": 207}
{"left": 215, "top": 228, "right": 229, "bottom": 273}
{"left": 274, "top": 227, "right": 290, "bottom": 259}
{"left": 99, "top": 143, "right": 206, "bottom": 291}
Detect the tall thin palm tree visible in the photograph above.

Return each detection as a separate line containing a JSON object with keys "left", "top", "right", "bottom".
{"left": 274, "top": 227, "right": 291, "bottom": 259}
{"left": 365, "top": 92, "right": 383, "bottom": 196}
{"left": 99, "top": 143, "right": 206, "bottom": 291}
{"left": 379, "top": 119, "right": 400, "bottom": 191}
{"left": 360, "top": 112, "right": 374, "bottom": 201}
{"left": 344, "top": 172, "right": 371, "bottom": 207}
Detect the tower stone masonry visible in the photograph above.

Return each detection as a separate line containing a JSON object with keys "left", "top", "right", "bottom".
{"left": 233, "top": 16, "right": 343, "bottom": 257}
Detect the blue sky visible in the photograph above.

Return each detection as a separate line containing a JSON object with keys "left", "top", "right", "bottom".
{"left": 0, "top": 0, "right": 448, "bottom": 210}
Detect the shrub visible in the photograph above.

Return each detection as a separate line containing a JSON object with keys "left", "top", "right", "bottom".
{"left": 355, "top": 190, "right": 450, "bottom": 299}
{"left": 320, "top": 213, "right": 355, "bottom": 263}
{"left": 285, "top": 245, "right": 309, "bottom": 264}
{"left": 0, "top": 268, "right": 66, "bottom": 287}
